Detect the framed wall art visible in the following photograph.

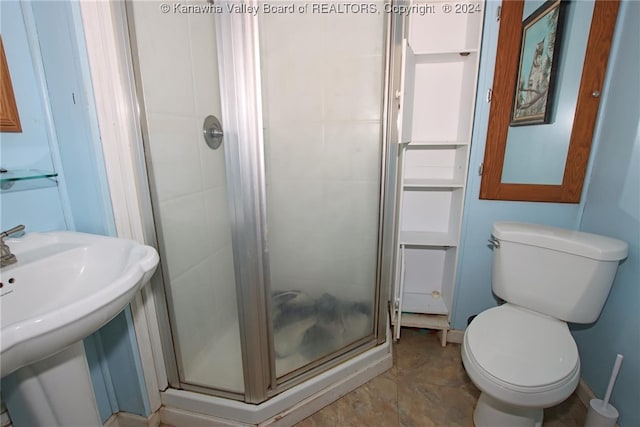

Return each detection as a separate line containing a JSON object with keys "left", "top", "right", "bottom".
{"left": 511, "top": 0, "right": 567, "bottom": 126}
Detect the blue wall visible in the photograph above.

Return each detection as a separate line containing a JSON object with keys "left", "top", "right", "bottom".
{"left": 31, "top": 1, "right": 115, "bottom": 237}
{"left": 454, "top": 1, "right": 639, "bottom": 425}
{"left": 452, "top": 0, "right": 584, "bottom": 330}
{"left": 572, "top": 2, "right": 639, "bottom": 425}
{"left": 0, "top": 0, "right": 67, "bottom": 232}
{"left": 0, "top": 2, "right": 149, "bottom": 423}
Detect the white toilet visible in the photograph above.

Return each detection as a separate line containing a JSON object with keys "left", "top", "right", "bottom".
{"left": 461, "top": 222, "right": 628, "bottom": 427}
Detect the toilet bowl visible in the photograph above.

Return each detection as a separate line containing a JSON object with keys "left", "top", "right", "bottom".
{"left": 461, "top": 222, "right": 628, "bottom": 427}
{"left": 462, "top": 304, "right": 580, "bottom": 427}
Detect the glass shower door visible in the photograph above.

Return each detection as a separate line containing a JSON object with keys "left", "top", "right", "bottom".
{"left": 128, "top": 1, "right": 244, "bottom": 393}
{"left": 128, "top": 0, "right": 388, "bottom": 400}
{"left": 258, "top": 5, "right": 387, "bottom": 377}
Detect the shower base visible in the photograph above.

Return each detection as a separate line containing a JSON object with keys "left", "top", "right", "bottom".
{"left": 183, "top": 291, "right": 375, "bottom": 393}
{"left": 161, "top": 328, "right": 392, "bottom": 426}
{"left": 185, "top": 325, "right": 321, "bottom": 393}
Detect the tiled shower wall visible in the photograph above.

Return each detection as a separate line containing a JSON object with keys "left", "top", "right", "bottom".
{"left": 131, "top": 2, "right": 241, "bottom": 382}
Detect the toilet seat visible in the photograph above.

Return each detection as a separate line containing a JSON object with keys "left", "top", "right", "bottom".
{"left": 462, "top": 304, "right": 580, "bottom": 408}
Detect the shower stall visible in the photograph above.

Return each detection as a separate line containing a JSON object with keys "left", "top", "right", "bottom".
{"left": 123, "top": 0, "right": 400, "bottom": 415}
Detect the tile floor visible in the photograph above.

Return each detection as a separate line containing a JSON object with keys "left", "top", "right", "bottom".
{"left": 295, "top": 328, "right": 587, "bottom": 427}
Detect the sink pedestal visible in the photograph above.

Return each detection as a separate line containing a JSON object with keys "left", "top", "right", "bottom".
{"left": 2, "top": 341, "right": 101, "bottom": 427}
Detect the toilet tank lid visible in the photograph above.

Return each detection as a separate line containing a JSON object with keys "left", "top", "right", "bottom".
{"left": 493, "top": 222, "right": 628, "bottom": 261}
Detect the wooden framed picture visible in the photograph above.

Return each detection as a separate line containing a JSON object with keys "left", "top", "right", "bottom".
{"left": 511, "top": 0, "right": 567, "bottom": 126}
{"left": 1, "top": 36, "right": 22, "bottom": 132}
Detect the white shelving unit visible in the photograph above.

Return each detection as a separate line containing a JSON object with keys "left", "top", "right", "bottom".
{"left": 392, "top": 2, "right": 485, "bottom": 345}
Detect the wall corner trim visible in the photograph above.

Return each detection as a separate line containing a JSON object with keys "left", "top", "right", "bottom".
{"left": 77, "top": 0, "right": 165, "bottom": 414}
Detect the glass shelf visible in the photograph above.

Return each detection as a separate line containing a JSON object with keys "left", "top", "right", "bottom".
{"left": 0, "top": 169, "right": 58, "bottom": 192}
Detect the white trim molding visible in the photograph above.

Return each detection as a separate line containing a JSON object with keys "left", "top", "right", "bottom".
{"left": 441, "top": 329, "right": 465, "bottom": 344}
{"left": 77, "top": 0, "right": 166, "bottom": 413}
{"left": 576, "top": 377, "right": 598, "bottom": 407}
{"left": 103, "top": 411, "right": 162, "bottom": 427}
{"left": 76, "top": 1, "right": 144, "bottom": 242}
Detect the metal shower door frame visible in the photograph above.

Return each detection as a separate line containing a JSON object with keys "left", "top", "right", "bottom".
{"left": 214, "top": 2, "right": 397, "bottom": 401}
{"left": 214, "top": 6, "right": 275, "bottom": 404}
{"left": 120, "top": 0, "right": 273, "bottom": 402}
{"left": 122, "top": 0, "right": 396, "bottom": 405}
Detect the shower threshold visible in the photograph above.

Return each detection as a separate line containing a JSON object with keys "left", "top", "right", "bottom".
{"left": 160, "top": 328, "right": 392, "bottom": 426}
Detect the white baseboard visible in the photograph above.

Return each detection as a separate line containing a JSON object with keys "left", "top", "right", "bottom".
{"left": 443, "top": 329, "right": 465, "bottom": 344}
{"left": 576, "top": 377, "right": 597, "bottom": 407}
{"left": 159, "top": 407, "right": 246, "bottom": 427}
{"left": 103, "top": 414, "right": 118, "bottom": 427}
{"left": 103, "top": 411, "right": 162, "bottom": 427}
{"left": 1, "top": 412, "right": 11, "bottom": 427}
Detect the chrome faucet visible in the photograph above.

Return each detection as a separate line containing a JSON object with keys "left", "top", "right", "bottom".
{"left": 1, "top": 224, "right": 25, "bottom": 267}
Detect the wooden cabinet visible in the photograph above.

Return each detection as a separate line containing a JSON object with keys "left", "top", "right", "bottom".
{"left": 392, "top": 2, "right": 485, "bottom": 344}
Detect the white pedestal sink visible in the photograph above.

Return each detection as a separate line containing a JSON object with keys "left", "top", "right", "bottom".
{"left": 3, "top": 342, "right": 103, "bottom": 426}
{"left": 0, "top": 231, "right": 159, "bottom": 427}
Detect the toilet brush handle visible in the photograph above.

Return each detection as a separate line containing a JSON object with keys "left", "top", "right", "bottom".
{"left": 602, "top": 354, "right": 624, "bottom": 408}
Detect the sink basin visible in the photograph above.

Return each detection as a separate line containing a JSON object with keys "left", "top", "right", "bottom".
{"left": 0, "top": 231, "right": 159, "bottom": 377}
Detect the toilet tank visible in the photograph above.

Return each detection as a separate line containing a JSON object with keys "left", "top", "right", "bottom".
{"left": 491, "top": 222, "right": 628, "bottom": 323}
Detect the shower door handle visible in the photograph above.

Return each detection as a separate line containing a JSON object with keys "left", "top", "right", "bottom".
{"left": 203, "top": 115, "right": 224, "bottom": 149}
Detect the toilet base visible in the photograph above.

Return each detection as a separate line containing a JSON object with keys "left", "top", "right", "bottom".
{"left": 473, "top": 392, "right": 543, "bottom": 427}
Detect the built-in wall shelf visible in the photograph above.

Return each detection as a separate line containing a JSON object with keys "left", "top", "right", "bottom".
{"left": 391, "top": 311, "right": 449, "bottom": 331}
{"left": 403, "top": 178, "right": 465, "bottom": 188}
{"left": 393, "top": 3, "right": 485, "bottom": 345}
{"left": 407, "top": 141, "right": 468, "bottom": 147}
{"left": 390, "top": 310, "right": 450, "bottom": 346}
{"left": 0, "top": 169, "right": 58, "bottom": 192}
{"left": 413, "top": 50, "right": 479, "bottom": 63}
{"left": 408, "top": 1, "right": 484, "bottom": 55}
{"left": 399, "top": 231, "right": 457, "bottom": 247}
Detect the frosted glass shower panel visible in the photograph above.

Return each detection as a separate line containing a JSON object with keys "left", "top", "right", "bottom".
{"left": 130, "top": 1, "right": 244, "bottom": 393}
{"left": 259, "top": 4, "right": 385, "bottom": 377}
